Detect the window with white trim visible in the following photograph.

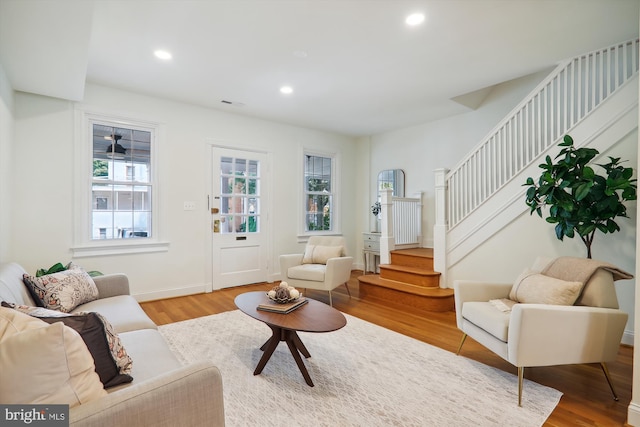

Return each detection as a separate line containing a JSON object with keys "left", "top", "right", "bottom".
{"left": 90, "top": 120, "right": 153, "bottom": 240}
{"left": 304, "top": 153, "right": 334, "bottom": 232}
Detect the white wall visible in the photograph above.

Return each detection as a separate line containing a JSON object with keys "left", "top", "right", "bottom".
{"left": 0, "top": 64, "right": 13, "bottom": 263}
{"left": 11, "top": 83, "right": 357, "bottom": 300}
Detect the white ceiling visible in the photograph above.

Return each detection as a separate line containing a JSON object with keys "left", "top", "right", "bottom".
{"left": 1, "top": 0, "right": 638, "bottom": 136}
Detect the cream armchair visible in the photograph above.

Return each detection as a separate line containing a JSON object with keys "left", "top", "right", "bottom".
{"left": 280, "top": 236, "right": 353, "bottom": 306}
{"left": 454, "top": 256, "right": 631, "bottom": 406}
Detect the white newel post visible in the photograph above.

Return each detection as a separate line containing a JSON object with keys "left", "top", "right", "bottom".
{"left": 434, "top": 168, "right": 449, "bottom": 288}
{"left": 380, "top": 189, "right": 394, "bottom": 265}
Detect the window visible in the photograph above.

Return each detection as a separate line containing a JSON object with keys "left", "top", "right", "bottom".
{"left": 90, "top": 121, "right": 152, "bottom": 240}
{"left": 304, "top": 153, "right": 334, "bottom": 232}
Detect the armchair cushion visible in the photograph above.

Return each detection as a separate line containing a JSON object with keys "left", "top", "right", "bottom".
{"left": 509, "top": 269, "right": 583, "bottom": 305}
{"left": 461, "top": 302, "right": 511, "bottom": 342}
{"left": 302, "top": 245, "right": 343, "bottom": 264}
{"left": 288, "top": 264, "right": 326, "bottom": 282}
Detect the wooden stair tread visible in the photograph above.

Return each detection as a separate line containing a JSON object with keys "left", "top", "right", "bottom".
{"left": 379, "top": 264, "right": 440, "bottom": 276}
{"left": 390, "top": 248, "right": 433, "bottom": 258}
{"left": 358, "top": 274, "right": 453, "bottom": 298}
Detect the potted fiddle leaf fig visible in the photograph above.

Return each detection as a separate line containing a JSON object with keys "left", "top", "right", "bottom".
{"left": 524, "top": 134, "right": 637, "bottom": 258}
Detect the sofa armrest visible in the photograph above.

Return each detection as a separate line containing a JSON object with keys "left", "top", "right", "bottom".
{"left": 92, "top": 274, "right": 130, "bottom": 298}
{"left": 508, "top": 304, "right": 628, "bottom": 367}
{"left": 280, "top": 254, "right": 304, "bottom": 277}
{"left": 70, "top": 361, "right": 224, "bottom": 427}
{"left": 325, "top": 256, "right": 354, "bottom": 285}
{"left": 453, "top": 280, "right": 513, "bottom": 304}
{"left": 454, "top": 280, "right": 513, "bottom": 328}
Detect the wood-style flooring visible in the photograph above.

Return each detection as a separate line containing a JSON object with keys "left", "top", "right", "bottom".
{"left": 140, "top": 271, "right": 633, "bottom": 427}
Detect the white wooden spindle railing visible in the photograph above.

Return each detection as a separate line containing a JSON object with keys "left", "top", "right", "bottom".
{"left": 445, "top": 38, "right": 639, "bottom": 229}
{"left": 379, "top": 189, "right": 423, "bottom": 265}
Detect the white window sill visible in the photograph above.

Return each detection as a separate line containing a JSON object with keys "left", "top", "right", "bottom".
{"left": 296, "top": 233, "right": 342, "bottom": 244}
{"left": 71, "top": 240, "right": 170, "bottom": 258}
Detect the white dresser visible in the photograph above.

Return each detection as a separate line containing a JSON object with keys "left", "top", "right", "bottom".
{"left": 363, "top": 232, "right": 380, "bottom": 274}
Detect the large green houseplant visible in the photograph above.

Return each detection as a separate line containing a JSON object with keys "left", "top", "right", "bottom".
{"left": 524, "top": 135, "right": 637, "bottom": 258}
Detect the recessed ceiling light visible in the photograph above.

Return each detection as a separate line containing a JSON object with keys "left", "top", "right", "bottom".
{"left": 280, "top": 86, "right": 294, "bottom": 95}
{"left": 406, "top": 13, "right": 425, "bottom": 26}
{"left": 293, "top": 50, "right": 308, "bottom": 59}
{"left": 154, "top": 50, "right": 172, "bottom": 60}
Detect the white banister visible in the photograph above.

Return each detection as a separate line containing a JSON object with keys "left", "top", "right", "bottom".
{"left": 378, "top": 189, "right": 423, "bottom": 266}
{"left": 379, "top": 189, "right": 394, "bottom": 265}
{"left": 434, "top": 169, "right": 448, "bottom": 287}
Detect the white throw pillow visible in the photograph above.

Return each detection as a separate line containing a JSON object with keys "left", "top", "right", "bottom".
{"left": 510, "top": 270, "right": 583, "bottom": 305}
{"left": 302, "top": 245, "right": 343, "bottom": 264}
{"left": 0, "top": 307, "right": 107, "bottom": 406}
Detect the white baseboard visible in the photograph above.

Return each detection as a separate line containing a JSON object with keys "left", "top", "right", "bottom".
{"left": 133, "top": 284, "right": 207, "bottom": 302}
{"left": 628, "top": 402, "right": 640, "bottom": 426}
{"left": 622, "top": 330, "right": 635, "bottom": 347}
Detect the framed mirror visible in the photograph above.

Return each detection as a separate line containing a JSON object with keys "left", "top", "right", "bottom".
{"left": 377, "top": 169, "right": 405, "bottom": 198}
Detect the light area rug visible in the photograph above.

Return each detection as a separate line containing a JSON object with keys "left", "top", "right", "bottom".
{"left": 158, "top": 310, "right": 561, "bottom": 427}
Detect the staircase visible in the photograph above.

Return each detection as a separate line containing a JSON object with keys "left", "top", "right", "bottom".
{"left": 357, "top": 248, "right": 454, "bottom": 312}
{"left": 434, "top": 38, "right": 639, "bottom": 284}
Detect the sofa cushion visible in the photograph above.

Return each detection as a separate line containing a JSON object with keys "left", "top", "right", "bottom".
{"left": 111, "top": 329, "right": 181, "bottom": 390}
{"left": 3, "top": 303, "right": 133, "bottom": 388}
{"left": 461, "top": 301, "right": 511, "bottom": 342}
{"left": 0, "top": 307, "right": 107, "bottom": 406}
{"left": 288, "top": 264, "right": 326, "bottom": 282}
{"left": 302, "top": 245, "right": 343, "bottom": 265}
{"left": 23, "top": 268, "right": 99, "bottom": 312}
{"left": 73, "top": 295, "right": 157, "bottom": 333}
{"left": 509, "top": 270, "right": 583, "bottom": 305}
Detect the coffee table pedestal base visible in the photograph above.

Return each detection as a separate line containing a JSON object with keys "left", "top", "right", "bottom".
{"left": 255, "top": 325, "right": 314, "bottom": 386}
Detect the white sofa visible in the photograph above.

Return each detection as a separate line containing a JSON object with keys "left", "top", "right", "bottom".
{"left": 0, "top": 262, "right": 225, "bottom": 427}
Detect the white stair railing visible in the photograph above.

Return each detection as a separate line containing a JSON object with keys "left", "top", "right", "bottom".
{"left": 379, "top": 189, "right": 423, "bottom": 265}
{"left": 444, "top": 39, "right": 639, "bottom": 230}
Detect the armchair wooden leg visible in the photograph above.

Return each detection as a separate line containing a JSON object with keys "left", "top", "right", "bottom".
{"left": 456, "top": 333, "right": 467, "bottom": 355}
{"left": 518, "top": 367, "right": 524, "bottom": 407}
{"left": 344, "top": 282, "right": 351, "bottom": 298}
{"left": 600, "top": 362, "right": 619, "bottom": 401}
{"left": 328, "top": 291, "right": 333, "bottom": 307}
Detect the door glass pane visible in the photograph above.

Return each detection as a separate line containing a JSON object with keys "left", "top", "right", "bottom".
{"left": 219, "top": 154, "right": 261, "bottom": 234}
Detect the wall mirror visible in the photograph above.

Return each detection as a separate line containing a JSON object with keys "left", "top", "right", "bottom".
{"left": 377, "top": 169, "right": 405, "bottom": 198}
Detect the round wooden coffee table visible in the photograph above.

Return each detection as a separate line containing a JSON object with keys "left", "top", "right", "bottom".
{"left": 234, "top": 291, "right": 347, "bottom": 386}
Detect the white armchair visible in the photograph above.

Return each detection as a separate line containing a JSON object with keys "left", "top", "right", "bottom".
{"left": 280, "top": 236, "right": 353, "bottom": 306}
{"left": 454, "top": 256, "right": 631, "bottom": 406}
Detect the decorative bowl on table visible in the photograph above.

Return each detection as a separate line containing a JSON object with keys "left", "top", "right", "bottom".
{"left": 267, "top": 281, "right": 301, "bottom": 304}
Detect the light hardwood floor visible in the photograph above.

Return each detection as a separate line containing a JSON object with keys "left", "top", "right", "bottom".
{"left": 140, "top": 271, "right": 633, "bottom": 427}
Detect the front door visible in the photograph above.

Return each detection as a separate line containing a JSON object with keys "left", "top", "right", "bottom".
{"left": 211, "top": 147, "right": 268, "bottom": 289}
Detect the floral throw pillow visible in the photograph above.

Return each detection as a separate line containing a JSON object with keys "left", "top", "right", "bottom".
{"left": 22, "top": 268, "right": 99, "bottom": 313}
